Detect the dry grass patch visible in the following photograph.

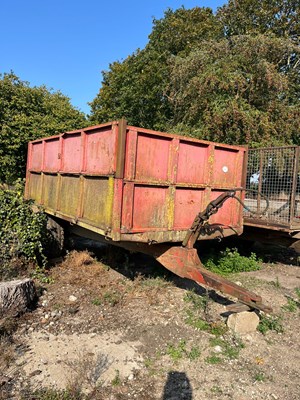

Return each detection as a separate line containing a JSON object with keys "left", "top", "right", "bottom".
{"left": 51, "top": 251, "right": 110, "bottom": 287}
{"left": 0, "top": 336, "right": 15, "bottom": 374}
{"left": 62, "top": 250, "right": 94, "bottom": 269}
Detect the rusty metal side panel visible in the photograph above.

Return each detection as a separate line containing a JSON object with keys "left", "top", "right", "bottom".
{"left": 30, "top": 142, "right": 43, "bottom": 171}
{"left": 43, "top": 174, "right": 58, "bottom": 210}
{"left": 84, "top": 126, "right": 117, "bottom": 175}
{"left": 121, "top": 127, "right": 246, "bottom": 237}
{"left": 134, "top": 133, "right": 171, "bottom": 182}
{"left": 81, "top": 176, "right": 114, "bottom": 229}
{"left": 131, "top": 185, "right": 169, "bottom": 230}
{"left": 174, "top": 188, "right": 206, "bottom": 229}
{"left": 61, "top": 133, "right": 82, "bottom": 173}
{"left": 27, "top": 172, "right": 43, "bottom": 204}
{"left": 44, "top": 139, "right": 60, "bottom": 172}
{"left": 58, "top": 175, "right": 80, "bottom": 217}
{"left": 26, "top": 121, "right": 246, "bottom": 244}
{"left": 213, "top": 147, "right": 242, "bottom": 187}
{"left": 177, "top": 141, "right": 210, "bottom": 184}
{"left": 26, "top": 121, "right": 122, "bottom": 240}
{"left": 210, "top": 192, "right": 239, "bottom": 227}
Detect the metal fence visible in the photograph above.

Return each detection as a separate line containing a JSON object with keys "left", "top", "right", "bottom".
{"left": 244, "top": 146, "right": 300, "bottom": 230}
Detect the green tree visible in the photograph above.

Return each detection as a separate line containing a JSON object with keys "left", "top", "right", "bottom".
{"left": 90, "top": 2, "right": 300, "bottom": 146}
{"left": 167, "top": 34, "right": 300, "bottom": 145}
{"left": 217, "top": 0, "right": 300, "bottom": 43}
{"left": 89, "top": 7, "right": 221, "bottom": 130}
{"left": 0, "top": 72, "right": 87, "bottom": 183}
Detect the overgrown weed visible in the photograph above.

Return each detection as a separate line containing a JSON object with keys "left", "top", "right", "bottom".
{"left": 203, "top": 247, "right": 261, "bottom": 276}
{"left": 208, "top": 335, "right": 245, "bottom": 362}
{"left": 166, "top": 340, "right": 201, "bottom": 362}
{"left": 258, "top": 314, "right": 284, "bottom": 335}
{"left": 281, "top": 298, "right": 298, "bottom": 312}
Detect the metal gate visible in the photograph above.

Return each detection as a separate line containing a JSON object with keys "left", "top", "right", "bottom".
{"left": 244, "top": 146, "right": 300, "bottom": 230}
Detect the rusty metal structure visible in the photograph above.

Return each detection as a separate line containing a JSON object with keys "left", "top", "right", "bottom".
{"left": 244, "top": 146, "right": 300, "bottom": 250}
{"left": 25, "top": 120, "right": 271, "bottom": 312}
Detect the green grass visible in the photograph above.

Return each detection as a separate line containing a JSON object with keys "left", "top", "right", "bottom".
{"left": 210, "top": 386, "right": 223, "bottom": 394}
{"left": 258, "top": 314, "right": 284, "bottom": 335}
{"left": 295, "top": 288, "right": 300, "bottom": 300}
{"left": 188, "top": 346, "right": 201, "bottom": 361}
{"left": 111, "top": 369, "right": 121, "bottom": 386}
{"left": 166, "top": 340, "right": 187, "bottom": 361}
{"left": 185, "top": 310, "right": 227, "bottom": 336}
{"left": 144, "top": 357, "right": 154, "bottom": 369}
{"left": 140, "top": 276, "right": 171, "bottom": 288}
{"left": 183, "top": 289, "right": 209, "bottom": 310}
{"left": 166, "top": 340, "right": 201, "bottom": 362}
{"left": 205, "top": 355, "right": 222, "bottom": 364}
{"left": 103, "top": 290, "right": 122, "bottom": 306}
{"left": 270, "top": 277, "right": 281, "bottom": 289}
{"left": 91, "top": 297, "right": 102, "bottom": 306}
{"left": 209, "top": 336, "right": 245, "bottom": 360}
{"left": 21, "top": 388, "right": 82, "bottom": 400}
{"left": 281, "top": 298, "right": 298, "bottom": 312}
{"left": 253, "top": 372, "right": 266, "bottom": 382}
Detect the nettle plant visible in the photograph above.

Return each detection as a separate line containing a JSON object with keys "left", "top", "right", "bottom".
{"left": 0, "top": 180, "right": 49, "bottom": 279}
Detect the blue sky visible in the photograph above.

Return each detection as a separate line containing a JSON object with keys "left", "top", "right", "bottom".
{"left": 0, "top": 0, "right": 225, "bottom": 115}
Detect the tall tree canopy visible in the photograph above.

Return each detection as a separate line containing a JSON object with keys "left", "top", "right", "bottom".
{"left": 167, "top": 35, "right": 299, "bottom": 146}
{"left": 218, "top": 0, "right": 300, "bottom": 42}
{"left": 90, "top": 1, "right": 300, "bottom": 146}
{"left": 89, "top": 7, "right": 222, "bottom": 130}
{"left": 0, "top": 72, "right": 87, "bottom": 183}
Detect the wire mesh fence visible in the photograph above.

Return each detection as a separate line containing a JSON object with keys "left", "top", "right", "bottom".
{"left": 244, "top": 146, "right": 300, "bottom": 229}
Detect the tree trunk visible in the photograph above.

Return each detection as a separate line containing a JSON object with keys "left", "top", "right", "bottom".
{"left": 0, "top": 278, "right": 36, "bottom": 314}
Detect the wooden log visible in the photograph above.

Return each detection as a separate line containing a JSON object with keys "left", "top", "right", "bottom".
{"left": 0, "top": 279, "right": 36, "bottom": 314}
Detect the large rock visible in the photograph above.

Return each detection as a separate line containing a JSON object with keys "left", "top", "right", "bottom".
{"left": 227, "top": 311, "right": 259, "bottom": 334}
{"left": 0, "top": 278, "right": 36, "bottom": 314}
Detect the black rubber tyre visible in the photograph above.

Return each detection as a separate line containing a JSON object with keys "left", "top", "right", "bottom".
{"left": 45, "top": 215, "right": 65, "bottom": 258}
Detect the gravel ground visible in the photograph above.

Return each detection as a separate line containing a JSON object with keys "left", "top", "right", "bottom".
{"left": 1, "top": 244, "right": 299, "bottom": 400}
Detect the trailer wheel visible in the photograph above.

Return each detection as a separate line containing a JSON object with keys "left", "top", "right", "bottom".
{"left": 290, "top": 239, "right": 300, "bottom": 255}
{"left": 46, "top": 215, "right": 65, "bottom": 258}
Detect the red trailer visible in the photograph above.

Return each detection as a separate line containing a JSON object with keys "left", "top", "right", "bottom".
{"left": 25, "top": 120, "right": 271, "bottom": 312}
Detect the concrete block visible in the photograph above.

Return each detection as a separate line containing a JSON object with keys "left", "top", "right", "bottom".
{"left": 227, "top": 311, "right": 259, "bottom": 334}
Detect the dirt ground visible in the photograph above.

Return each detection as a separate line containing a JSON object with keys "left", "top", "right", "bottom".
{"left": 1, "top": 241, "right": 300, "bottom": 400}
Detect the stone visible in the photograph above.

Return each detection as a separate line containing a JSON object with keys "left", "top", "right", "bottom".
{"left": 0, "top": 279, "right": 36, "bottom": 313}
{"left": 214, "top": 345, "right": 222, "bottom": 353}
{"left": 68, "top": 295, "right": 77, "bottom": 302}
{"left": 227, "top": 311, "right": 259, "bottom": 334}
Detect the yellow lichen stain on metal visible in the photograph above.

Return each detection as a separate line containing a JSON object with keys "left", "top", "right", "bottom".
{"left": 104, "top": 176, "right": 114, "bottom": 226}
{"left": 167, "top": 187, "right": 175, "bottom": 230}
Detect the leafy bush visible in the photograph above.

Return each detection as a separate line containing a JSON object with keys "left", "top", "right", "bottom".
{"left": 0, "top": 72, "right": 87, "bottom": 184}
{"left": 0, "top": 180, "right": 49, "bottom": 279}
{"left": 203, "top": 247, "right": 261, "bottom": 276}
